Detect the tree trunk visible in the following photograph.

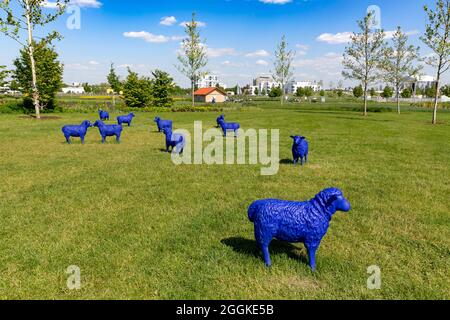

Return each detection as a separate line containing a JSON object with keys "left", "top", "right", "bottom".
{"left": 191, "top": 80, "right": 195, "bottom": 108}
{"left": 397, "top": 86, "right": 401, "bottom": 115}
{"left": 363, "top": 84, "right": 368, "bottom": 116}
{"left": 432, "top": 78, "right": 440, "bottom": 125}
{"left": 24, "top": 0, "right": 40, "bottom": 119}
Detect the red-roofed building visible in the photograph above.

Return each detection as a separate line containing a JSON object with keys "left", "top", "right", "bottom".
{"left": 194, "top": 87, "right": 228, "bottom": 103}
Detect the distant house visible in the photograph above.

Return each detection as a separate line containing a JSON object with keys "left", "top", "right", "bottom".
{"left": 194, "top": 87, "right": 228, "bottom": 103}
{"left": 62, "top": 82, "right": 85, "bottom": 94}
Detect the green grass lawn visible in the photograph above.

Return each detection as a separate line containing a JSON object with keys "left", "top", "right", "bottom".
{"left": 0, "top": 102, "right": 449, "bottom": 300}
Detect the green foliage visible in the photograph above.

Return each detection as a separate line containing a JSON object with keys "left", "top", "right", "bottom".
{"left": 401, "top": 88, "right": 413, "bottom": 98}
{"left": 261, "top": 88, "right": 267, "bottom": 96}
{"left": 381, "top": 86, "right": 394, "bottom": 99}
{"left": 254, "top": 87, "right": 259, "bottom": 96}
{"left": 319, "top": 90, "right": 325, "bottom": 97}
{"left": 272, "top": 35, "right": 294, "bottom": 104}
{"left": 337, "top": 89, "right": 344, "bottom": 98}
{"left": 13, "top": 41, "right": 63, "bottom": 111}
{"left": 441, "top": 84, "right": 450, "bottom": 96}
{"left": 425, "top": 85, "right": 437, "bottom": 98}
{"left": 268, "top": 86, "right": 282, "bottom": 98}
{"left": 369, "top": 88, "right": 377, "bottom": 97}
{"left": 107, "top": 63, "right": 122, "bottom": 93}
{"left": 295, "top": 87, "right": 305, "bottom": 97}
{"left": 353, "top": 85, "right": 364, "bottom": 98}
{"left": 123, "top": 68, "right": 152, "bottom": 108}
{"left": 151, "top": 69, "right": 174, "bottom": 108}
{"left": 0, "top": 65, "right": 9, "bottom": 87}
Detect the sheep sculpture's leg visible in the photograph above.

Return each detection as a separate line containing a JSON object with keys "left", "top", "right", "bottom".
{"left": 65, "top": 136, "right": 71, "bottom": 144}
{"left": 81, "top": 135, "right": 85, "bottom": 145}
{"left": 116, "top": 134, "right": 121, "bottom": 144}
{"left": 305, "top": 243, "right": 319, "bottom": 272}
{"left": 102, "top": 135, "right": 106, "bottom": 144}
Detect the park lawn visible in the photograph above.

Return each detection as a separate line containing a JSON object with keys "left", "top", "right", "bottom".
{"left": 0, "top": 102, "right": 448, "bottom": 300}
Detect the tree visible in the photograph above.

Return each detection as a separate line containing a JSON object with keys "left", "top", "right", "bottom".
{"left": 421, "top": 0, "right": 450, "bottom": 124}
{"left": 123, "top": 68, "right": 152, "bottom": 108}
{"left": 0, "top": 65, "right": 9, "bottom": 87}
{"left": 342, "top": 13, "right": 386, "bottom": 116}
{"left": 83, "top": 83, "right": 92, "bottom": 94}
{"left": 295, "top": 87, "right": 305, "bottom": 98}
{"left": 304, "top": 87, "right": 314, "bottom": 98}
{"left": 353, "top": 85, "right": 363, "bottom": 98}
{"left": 401, "top": 88, "right": 413, "bottom": 98}
{"left": 13, "top": 41, "right": 63, "bottom": 111}
{"left": 272, "top": 35, "right": 295, "bottom": 105}
{"left": 268, "top": 86, "right": 282, "bottom": 98}
{"left": 425, "top": 85, "right": 437, "bottom": 98}
{"left": 338, "top": 79, "right": 344, "bottom": 89}
{"left": 176, "top": 12, "right": 208, "bottom": 107}
{"left": 381, "top": 27, "right": 422, "bottom": 114}
{"left": 254, "top": 87, "right": 259, "bottom": 96}
{"left": 107, "top": 63, "right": 122, "bottom": 93}
{"left": 319, "top": 90, "right": 325, "bottom": 97}
{"left": 441, "top": 84, "right": 450, "bottom": 96}
{"left": 151, "top": 69, "right": 174, "bottom": 108}
{"left": 337, "top": 89, "right": 344, "bottom": 98}
{"left": 369, "top": 88, "right": 377, "bottom": 97}
{"left": 0, "top": 0, "right": 68, "bottom": 118}
{"left": 261, "top": 88, "right": 267, "bottom": 96}
{"left": 381, "top": 86, "right": 394, "bottom": 100}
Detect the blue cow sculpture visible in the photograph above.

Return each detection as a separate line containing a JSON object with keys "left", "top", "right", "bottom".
{"left": 162, "top": 127, "right": 185, "bottom": 154}
{"left": 117, "top": 113, "right": 135, "bottom": 127}
{"left": 218, "top": 118, "right": 240, "bottom": 137}
{"left": 154, "top": 117, "right": 173, "bottom": 133}
{"left": 62, "top": 120, "right": 92, "bottom": 144}
{"left": 94, "top": 120, "right": 123, "bottom": 144}
{"left": 248, "top": 188, "right": 351, "bottom": 271}
{"left": 99, "top": 110, "right": 110, "bottom": 121}
{"left": 291, "top": 136, "right": 309, "bottom": 165}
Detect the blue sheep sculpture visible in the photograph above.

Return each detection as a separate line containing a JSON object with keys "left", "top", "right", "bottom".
{"left": 218, "top": 118, "right": 240, "bottom": 137}
{"left": 248, "top": 188, "right": 351, "bottom": 271}
{"left": 216, "top": 114, "right": 225, "bottom": 128}
{"left": 62, "top": 120, "right": 92, "bottom": 144}
{"left": 94, "top": 120, "right": 123, "bottom": 144}
{"left": 154, "top": 117, "right": 173, "bottom": 133}
{"left": 117, "top": 113, "right": 135, "bottom": 127}
{"left": 291, "top": 136, "right": 309, "bottom": 165}
{"left": 162, "top": 127, "right": 185, "bottom": 154}
{"left": 99, "top": 110, "right": 110, "bottom": 121}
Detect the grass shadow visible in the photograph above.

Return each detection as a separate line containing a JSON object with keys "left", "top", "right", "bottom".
{"left": 221, "top": 237, "right": 308, "bottom": 265}
{"left": 280, "top": 159, "right": 294, "bottom": 165}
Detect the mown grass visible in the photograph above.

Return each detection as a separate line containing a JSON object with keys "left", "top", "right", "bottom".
{"left": 0, "top": 101, "right": 448, "bottom": 300}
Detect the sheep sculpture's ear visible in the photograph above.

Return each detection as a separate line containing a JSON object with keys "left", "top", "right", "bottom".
{"left": 290, "top": 136, "right": 295, "bottom": 139}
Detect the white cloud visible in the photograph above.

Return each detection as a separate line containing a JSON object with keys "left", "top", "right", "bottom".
{"left": 259, "top": 0, "right": 292, "bottom": 4}
{"left": 43, "top": 0, "right": 102, "bottom": 8}
{"left": 317, "top": 29, "right": 420, "bottom": 45}
{"left": 295, "top": 44, "right": 310, "bottom": 51}
{"left": 88, "top": 60, "right": 99, "bottom": 65}
{"left": 222, "top": 60, "right": 245, "bottom": 67}
{"left": 123, "top": 31, "right": 182, "bottom": 43}
{"left": 296, "top": 51, "right": 307, "bottom": 56}
{"left": 179, "top": 21, "right": 207, "bottom": 28}
{"left": 316, "top": 32, "right": 353, "bottom": 44}
{"left": 256, "top": 59, "right": 269, "bottom": 66}
{"left": 160, "top": 16, "right": 177, "bottom": 26}
{"left": 206, "top": 47, "right": 237, "bottom": 58}
{"left": 245, "top": 49, "right": 270, "bottom": 58}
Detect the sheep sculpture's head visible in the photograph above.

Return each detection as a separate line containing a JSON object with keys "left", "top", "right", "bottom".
{"left": 154, "top": 117, "right": 161, "bottom": 123}
{"left": 82, "top": 120, "right": 93, "bottom": 127}
{"left": 129, "top": 113, "right": 136, "bottom": 118}
{"left": 314, "top": 188, "right": 351, "bottom": 216}
{"left": 290, "top": 135, "right": 306, "bottom": 145}
{"left": 93, "top": 120, "right": 104, "bottom": 128}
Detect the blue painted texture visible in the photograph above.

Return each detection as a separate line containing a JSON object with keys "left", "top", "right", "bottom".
{"left": 248, "top": 188, "right": 351, "bottom": 271}
{"left": 117, "top": 113, "right": 135, "bottom": 127}
{"left": 216, "top": 114, "right": 225, "bottom": 127}
{"left": 154, "top": 117, "right": 173, "bottom": 132}
{"left": 99, "top": 110, "right": 110, "bottom": 121}
{"left": 62, "top": 120, "right": 92, "bottom": 144}
{"left": 291, "top": 136, "right": 309, "bottom": 165}
{"left": 162, "top": 128, "right": 185, "bottom": 154}
{"left": 94, "top": 120, "right": 123, "bottom": 144}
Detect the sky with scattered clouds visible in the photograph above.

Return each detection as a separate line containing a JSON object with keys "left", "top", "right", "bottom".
{"left": 0, "top": 0, "right": 444, "bottom": 87}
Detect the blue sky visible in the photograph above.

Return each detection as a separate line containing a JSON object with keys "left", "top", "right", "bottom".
{"left": 0, "top": 0, "right": 443, "bottom": 87}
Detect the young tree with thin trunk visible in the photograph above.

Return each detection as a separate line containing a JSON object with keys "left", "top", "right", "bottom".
{"left": 0, "top": 65, "right": 9, "bottom": 87}
{"left": 381, "top": 27, "right": 422, "bottom": 114}
{"left": 0, "top": 0, "right": 68, "bottom": 119}
{"left": 107, "top": 63, "right": 122, "bottom": 107}
{"left": 421, "top": 0, "right": 450, "bottom": 125}
{"left": 272, "top": 35, "right": 294, "bottom": 106}
{"left": 176, "top": 12, "right": 208, "bottom": 107}
{"left": 342, "top": 13, "right": 386, "bottom": 116}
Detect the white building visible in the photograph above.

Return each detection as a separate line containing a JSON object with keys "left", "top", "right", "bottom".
{"left": 287, "top": 81, "right": 322, "bottom": 94}
{"left": 196, "top": 75, "right": 227, "bottom": 89}
{"left": 251, "top": 76, "right": 282, "bottom": 95}
{"left": 62, "top": 82, "right": 85, "bottom": 94}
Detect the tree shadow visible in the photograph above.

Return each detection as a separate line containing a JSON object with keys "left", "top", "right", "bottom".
{"left": 221, "top": 237, "right": 308, "bottom": 265}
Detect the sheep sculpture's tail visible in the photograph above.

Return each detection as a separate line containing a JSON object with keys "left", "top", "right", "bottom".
{"left": 248, "top": 201, "right": 260, "bottom": 222}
